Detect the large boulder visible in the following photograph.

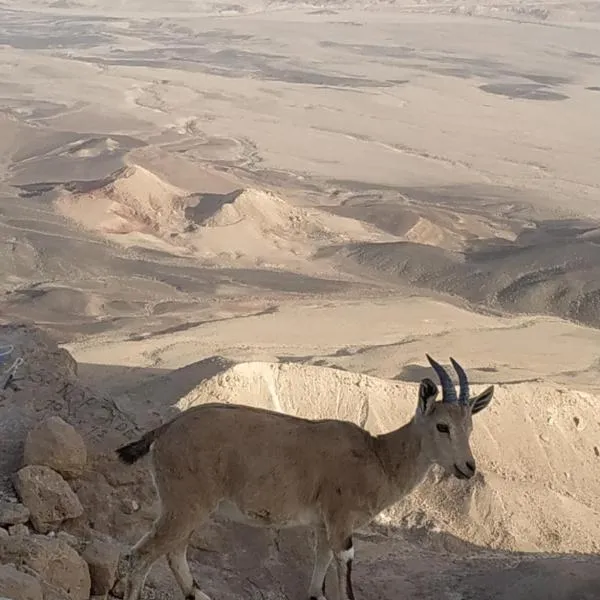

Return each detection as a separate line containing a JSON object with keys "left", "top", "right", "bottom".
{"left": 13, "top": 466, "right": 84, "bottom": 534}
{"left": 23, "top": 417, "right": 87, "bottom": 480}
{"left": 0, "top": 564, "right": 43, "bottom": 600}
{"left": 0, "top": 323, "right": 138, "bottom": 500}
{"left": 81, "top": 537, "right": 121, "bottom": 595}
{"left": 0, "top": 535, "right": 90, "bottom": 600}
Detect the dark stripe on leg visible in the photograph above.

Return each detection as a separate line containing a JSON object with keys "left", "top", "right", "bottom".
{"left": 346, "top": 558, "right": 355, "bottom": 600}
{"left": 185, "top": 581, "right": 201, "bottom": 600}
{"left": 343, "top": 537, "right": 354, "bottom": 600}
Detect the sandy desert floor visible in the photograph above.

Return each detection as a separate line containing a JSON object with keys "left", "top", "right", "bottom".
{"left": 1, "top": 0, "right": 600, "bottom": 599}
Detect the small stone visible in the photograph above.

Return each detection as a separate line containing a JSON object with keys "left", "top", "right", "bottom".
{"left": 0, "top": 563, "right": 43, "bottom": 600}
{"left": 8, "top": 523, "right": 29, "bottom": 537}
{"left": 0, "top": 527, "right": 8, "bottom": 539}
{"left": 56, "top": 531, "right": 81, "bottom": 550}
{"left": 539, "top": 433, "right": 549, "bottom": 443}
{"left": 82, "top": 538, "right": 121, "bottom": 595}
{"left": 121, "top": 498, "right": 140, "bottom": 514}
{"left": 0, "top": 501, "right": 30, "bottom": 526}
{"left": 23, "top": 416, "right": 87, "bottom": 479}
{"left": 594, "top": 446, "right": 599, "bottom": 457}
{"left": 41, "top": 583, "right": 71, "bottom": 600}
{"left": 13, "top": 465, "right": 84, "bottom": 534}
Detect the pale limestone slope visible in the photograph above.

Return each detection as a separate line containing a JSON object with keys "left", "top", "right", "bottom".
{"left": 177, "top": 361, "right": 600, "bottom": 554}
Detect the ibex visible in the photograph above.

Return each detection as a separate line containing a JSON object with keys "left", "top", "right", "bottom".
{"left": 112, "top": 355, "right": 494, "bottom": 600}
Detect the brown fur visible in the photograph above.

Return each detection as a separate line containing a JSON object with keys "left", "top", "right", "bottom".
{"left": 113, "top": 377, "right": 494, "bottom": 600}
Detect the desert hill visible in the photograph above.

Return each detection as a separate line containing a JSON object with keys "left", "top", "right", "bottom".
{"left": 325, "top": 198, "right": 517, "bottom": 252}
{"left": 53, "top": 165, "right": 191, "bottom": 239}
{"left": 53, "top": 164, "right": 392, "bottom": 267}
{"left": 50, "top": 161, "right": 600, "bottom": 333}
{"left": 329, "top": 216, "right": 600, "bottom": 328}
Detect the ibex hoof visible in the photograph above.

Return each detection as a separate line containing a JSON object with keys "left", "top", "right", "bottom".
{"left": 187, "top": 588, "right": 213, "bottom": 600}
{"left": 110, "top": 578, "right": 126, "bottom": 599}
{"left": 110, "top": 552, "right": 131, "bottom": 598}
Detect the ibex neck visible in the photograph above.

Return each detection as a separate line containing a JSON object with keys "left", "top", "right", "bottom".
{"left": 375, "top": 419, "right": 432, "bottom": 502}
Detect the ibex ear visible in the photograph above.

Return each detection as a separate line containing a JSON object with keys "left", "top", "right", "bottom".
{"left": 417, "top": 378, "right": 438, "bottom": 417}
{"left": 470, "top": 385, "right": 494, "bottom": 415}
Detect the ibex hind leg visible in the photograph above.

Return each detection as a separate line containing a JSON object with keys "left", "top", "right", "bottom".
{"left": 308, "top": 526, "right": 333, "bottom": 600}
{"left": 329, "top": 533, "right": 356, "bottom": 600}
{"left": 112, "top": 507, "right": 211, "bottom": 600}
{"left": 167, "top": 542, "right": 212, "bottom": 600}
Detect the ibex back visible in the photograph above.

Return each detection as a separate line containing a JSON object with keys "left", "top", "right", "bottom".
{"left": 112, "top": 355, "right": 494, "bottom": 600}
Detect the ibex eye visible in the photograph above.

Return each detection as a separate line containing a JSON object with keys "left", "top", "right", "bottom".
{"left": 436, "top": 423, "right": 450, "bottom": 434}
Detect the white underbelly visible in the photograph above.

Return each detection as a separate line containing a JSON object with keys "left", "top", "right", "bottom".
{"left": 214, "top": 499, "right": 318, "bottom": 529}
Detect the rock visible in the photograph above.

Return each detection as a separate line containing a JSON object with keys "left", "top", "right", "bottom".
{"left": 23, "top": 417, "right": 87, "bottom": 480}
{"left": 0, "top": 534, "right": 91, "bottom": 600}
{"left": 0, "top": 501, "right": 30, "bottom": 526}
{"left": 0, "top": 564, "right": 43, "bottom": 600}
{"left": 56, "top": 531, "right": 83, "bottom": 552}
{"left": 0, "top": 527, "right": 8, "bottom": 539}
{"left": 56, "top": 347, "right": 78, "bottom": 379}
{"left": 40, "top": 582, "right": 72, "bottom": 600}
{"left": 120, "top": 498, "right": 140, "bottom": 515}
{"left": 13, "top": 466, "right": 84, "bottom": 534}
{"left": 8, "top": 523, "right": 29, "bottom": 537}
{"left": 82, "top": 538, "right": 121, "bottom": 595}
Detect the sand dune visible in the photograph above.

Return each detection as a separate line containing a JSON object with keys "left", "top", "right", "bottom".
{"left": 54, "top": 164, "right": 391, "bottom": 266}
{"left": 54, "top": 165, "right": 190, "bottom": 238}
{"left": 184, "top": 187, "right": 389, "bottom": 259}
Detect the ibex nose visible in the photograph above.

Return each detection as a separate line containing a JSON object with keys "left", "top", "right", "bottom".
{"left": 454, "top": 460, "right": 476, "bottom": 480}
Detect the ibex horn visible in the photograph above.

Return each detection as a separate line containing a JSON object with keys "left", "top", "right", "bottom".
{"left": 450, "top": 357, "right": 470, "bottom": 405}
{"left": 425, "top": 354, "right": 457, "bottom": 404}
